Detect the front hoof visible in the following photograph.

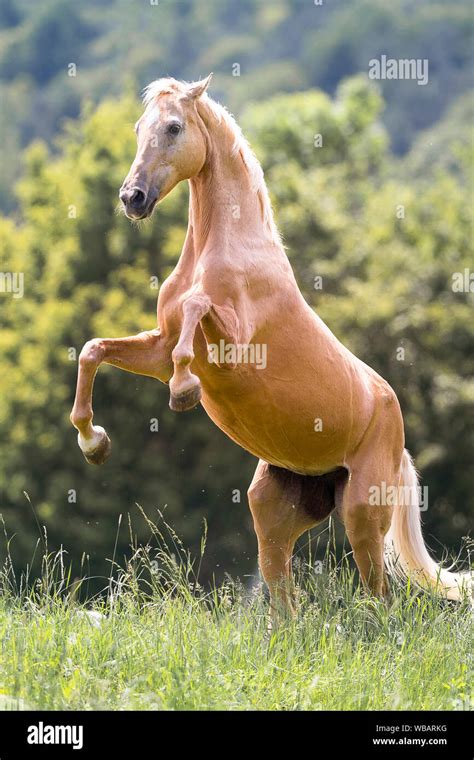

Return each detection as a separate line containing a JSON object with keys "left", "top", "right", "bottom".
{"left": 84, "top": 436, "right": 111, "bottom": 465}
{"left": 169, "top": 383, "right": 202, "bottom": 412}
{"left": 78, "top": 426, "right": 111, "bottom": 466}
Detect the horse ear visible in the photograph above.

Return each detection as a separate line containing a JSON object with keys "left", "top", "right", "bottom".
{"left": 187, "top": 73, "right": 213, "bottom": 100}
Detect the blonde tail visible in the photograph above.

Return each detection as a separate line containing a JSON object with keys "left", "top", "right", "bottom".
{"left": 384, "top": 449, "right": 472, "bottom": 602}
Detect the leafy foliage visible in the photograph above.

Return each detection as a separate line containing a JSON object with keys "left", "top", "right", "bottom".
{"left": 0, "top": 0, "right": 473, "bottom": 208}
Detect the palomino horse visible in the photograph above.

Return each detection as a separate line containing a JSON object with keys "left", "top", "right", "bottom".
{"left": 71, "top": 75, "right": 470, "bottom": 618}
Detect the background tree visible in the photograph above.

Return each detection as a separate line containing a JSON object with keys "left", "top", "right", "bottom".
{"left": 0, "top": 2, "right": 472, "bottom": 591}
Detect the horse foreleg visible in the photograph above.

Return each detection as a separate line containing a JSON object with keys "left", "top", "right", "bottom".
{"left": 70, "top": 329, "right": 171, "bottom": 465}
{"left": 169, "top": 294, "right": 211, "bottom": 411}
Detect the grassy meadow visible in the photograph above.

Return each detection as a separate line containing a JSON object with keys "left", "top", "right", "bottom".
{"left": 0, "top": 517, "right": 472, "bottom": 712}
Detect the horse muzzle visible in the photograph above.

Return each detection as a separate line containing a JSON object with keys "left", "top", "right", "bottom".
{"left": 119, "top": 185, "right": 158, "bottom": 219}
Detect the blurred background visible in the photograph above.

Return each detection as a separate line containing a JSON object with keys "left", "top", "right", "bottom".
{"left": 0, "top": 0, "right": 472, "bottom": 594}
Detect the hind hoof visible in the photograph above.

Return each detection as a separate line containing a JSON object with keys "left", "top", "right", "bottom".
{"left": 169, "top": 383, "right": 202, "bottom": 412}
{"left": 78, "top": 426, "right": 111, "bottom": 466}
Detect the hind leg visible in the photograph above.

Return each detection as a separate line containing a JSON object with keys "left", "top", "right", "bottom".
{"left": 343, "top": 498, "right": 392, "bottom": 597}
{"left": 247, "top": 461, "right": 317, "bottom": 623}
{"left": 342, "top": 425, "right": 403, "bottom": 597}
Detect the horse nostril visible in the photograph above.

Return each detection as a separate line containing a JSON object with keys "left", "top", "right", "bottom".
{"left": 129, "top": 189, "right": 146, "bottom": 208}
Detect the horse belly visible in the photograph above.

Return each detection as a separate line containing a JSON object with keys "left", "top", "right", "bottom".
{"left": 199, "top": 370, "right": 371, "bottom": 475}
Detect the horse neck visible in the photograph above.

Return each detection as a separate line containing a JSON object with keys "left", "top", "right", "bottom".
{"left": 184, "top": 127, "right": 279, "bottom": 267}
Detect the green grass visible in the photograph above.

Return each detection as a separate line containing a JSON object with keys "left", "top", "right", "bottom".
{"left": 0, "top": 516, "right": 472, "bottom": 711}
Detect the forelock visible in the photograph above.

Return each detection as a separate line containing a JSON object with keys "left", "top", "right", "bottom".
{"left": 142, "top": 78, "right": 187, "bottom": 107}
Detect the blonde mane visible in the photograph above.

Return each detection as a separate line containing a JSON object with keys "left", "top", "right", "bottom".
{"left": 142, "top": 78, "right": 281, "bottom": 245}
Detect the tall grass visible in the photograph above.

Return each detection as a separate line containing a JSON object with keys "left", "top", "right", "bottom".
{"left": 0, "top": 511, "right": 472, "bottom": 711}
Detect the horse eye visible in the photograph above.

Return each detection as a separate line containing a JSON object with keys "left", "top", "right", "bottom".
{"left": 167, "top": 123, "right": 181, "bottom": 136}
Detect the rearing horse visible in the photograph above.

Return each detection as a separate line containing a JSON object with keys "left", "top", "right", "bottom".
{"left": 70, "top": 75, "right": 470, "bottom": 618}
